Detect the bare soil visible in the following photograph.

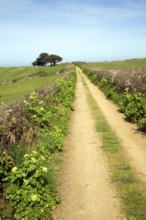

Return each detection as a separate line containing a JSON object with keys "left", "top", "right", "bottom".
{"left": 53, "top": 68, "right": 124, "bottom": 220}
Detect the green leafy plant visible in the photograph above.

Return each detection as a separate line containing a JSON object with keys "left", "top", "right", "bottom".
{"left": 47, "top": 126, "right": 64, "bottom": 152}
{"left": 119, "top": 89, "right": 146, "bottom": 130}
{"left": 24, "top": 92, "right": 52, "bottom": 128}
{"left": 54, "top": 76, "right": 76, "bottom": 108}
{"left": 5, "top": 151, "right": 60, "bottom": 220}
{"left": 0, "top": 69, "right": 76, "bottom": 219}
{"left": 0, "top": 153, "right": 14, "bottom": 185}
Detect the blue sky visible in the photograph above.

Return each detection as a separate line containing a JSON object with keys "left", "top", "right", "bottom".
{"left": 0, "top": 0, "right": 146, "bottom": 66}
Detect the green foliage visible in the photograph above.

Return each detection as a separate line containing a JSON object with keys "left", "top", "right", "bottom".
{"left": 48, "top": 54, "right": 63, "bottom": 66}
{"left": 85, "top": 70, "right": 97, "bottom": 84}
{"left": 10, "top": 143, "right": 31, "bottom": 167}
{"left": 36, "top": 126, "right": 65, "bottom": 157}
{"left": 24, "top": 92, "right": 52, "bottom": 128}
{"left": 47, "top": 126, "right": 64, "bottom": 152}
{"left": 119, "top": 89, "right": 146, "bottom": 130}
{"left": 36, "top": 131, "right": 51, "bottom": 157}
{"left": 32, "top": 53, "right": 63, "bottom": 66}
{"left": 98, "top": 79, "right": 123, "bottom": 105}
{"left": 138, "top": 118, "right": 146, "bottom": 131}
{"left": 24, "top": 72, "right": 76, "bottom": 153}
{"left": 5, "top": 151, "right": 59, "bottom": 220}
{"left": 32, "top": 52, "right": 50, "bottom": 66}
{"left": 0, "top": 125, "right": 4, "bottom": 138}
{"left": 0, "top": 68, "right": 76, "bottom": 219}
{"left": 54, "top": 76, "right": 76, "bottom": 107}
{"left": 24, "top": 71, "right": 76, "bottom": 130}
{"left": 0, "top": 153, "right": 14, "bottom": 183}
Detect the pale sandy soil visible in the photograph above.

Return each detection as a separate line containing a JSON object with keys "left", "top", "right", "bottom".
{"left": 53, "top": 68, "right": 124, "bottom": 220}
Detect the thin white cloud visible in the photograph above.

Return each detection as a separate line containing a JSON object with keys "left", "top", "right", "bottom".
{"left": 0, "top": 0, "right": 146, "bottom": 65}
{"left": 0, "top": 0, "right": 146, "bottom": 28}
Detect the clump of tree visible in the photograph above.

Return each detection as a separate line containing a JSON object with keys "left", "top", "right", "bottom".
{"left": 32, "top": 53, "right": 63, "bottom": 66}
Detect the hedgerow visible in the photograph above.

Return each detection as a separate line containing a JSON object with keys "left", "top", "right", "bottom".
{"left": 0, "top": 65, "right": 76, "bottom": 219}
{"left": 75, "top": 62, "right": 146, "bottom": 96}
{"left": 75, "top": 62, "right": 146, "bottom": 131}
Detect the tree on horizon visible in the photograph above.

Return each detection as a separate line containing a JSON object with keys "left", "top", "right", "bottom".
{"left": 32, "top": 53, "right": 63, "bottom": 66}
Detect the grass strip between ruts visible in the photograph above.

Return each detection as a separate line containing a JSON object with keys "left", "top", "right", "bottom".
{"left": 81, "top": 74, "right": 146, "bottom": 220}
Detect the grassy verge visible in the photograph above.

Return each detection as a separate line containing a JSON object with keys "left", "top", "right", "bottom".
{"left": 81, "top": 76, "right": 146, "bottom": 220}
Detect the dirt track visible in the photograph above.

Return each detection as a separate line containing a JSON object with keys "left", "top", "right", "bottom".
{"left": 53, "top": 68, "right": 124, "bottom": 220}
{"left": 53, "top": 67, "right": 146, "bottom": 220}
{"left": 81, "top": 68, "right": 146, "bottom": 184}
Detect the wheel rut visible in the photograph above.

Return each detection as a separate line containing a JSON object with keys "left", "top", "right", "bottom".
{"left": 80, "top": 68, "right": 146, "bottom": 184}
{"left": 53, "top": 68, "right": 123, "bottom": 220}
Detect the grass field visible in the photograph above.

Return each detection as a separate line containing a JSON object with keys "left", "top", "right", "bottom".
{"left": 0, "top": 65, "right": 63, "bottom": 104}
{"left": 89, "top": 58, "right": 146, "bottom": 69}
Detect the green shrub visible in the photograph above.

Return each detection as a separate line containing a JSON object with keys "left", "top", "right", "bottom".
{"left": 0, "top": 69, "right": 76, "bottom": 219}
{"left": 119, "top": 89, "right": 146, "bottom": 130}
{"left": 0, "top": 153, "right": 14, "bottom": 183}
{"left": 5, "top": 151, "right": 59, "bottom": 220}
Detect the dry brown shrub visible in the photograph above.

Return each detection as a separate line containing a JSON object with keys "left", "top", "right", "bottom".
{"left": 82, "top": 62, "right": 146, "bottom": 96}
{"left": 0, "top": 98, "right": 35, "bottom": 150}
{"left": 0, "top": 64, "right": 74, "bottom": 152}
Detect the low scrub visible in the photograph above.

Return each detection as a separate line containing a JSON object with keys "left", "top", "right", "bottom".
{"left": 76, "top": 62, "right": 146, "bottom": 96}
{"left": 76, "top": 62, "right": 146, "bottom": 131}
{"left": 119, "top": 89, "right": 146, "bottom": 131}
{"left": 0, "top": 66, "right": 76, "bottom": 219}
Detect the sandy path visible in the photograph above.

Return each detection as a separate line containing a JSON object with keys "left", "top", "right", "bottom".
{"left": 53, "top": 69, "right": 123, "bottom": 220}
{"left": 80, "top": 68, "right": 146, "bottom": 183}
